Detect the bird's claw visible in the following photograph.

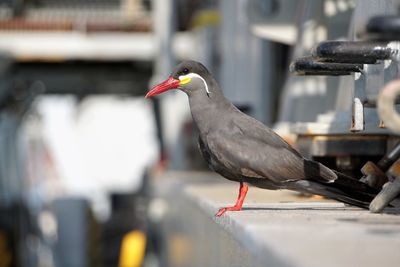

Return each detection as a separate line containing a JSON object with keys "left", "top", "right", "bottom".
{"left": 215, "top": 206, "right": 241, "bottom": 217}
{"left": 215, "top": 208, "right": 228, "bottom": 217}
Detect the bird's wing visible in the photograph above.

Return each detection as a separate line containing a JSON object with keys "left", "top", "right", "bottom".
{"left": 206, "top": 130, "right": 308, "bottom": 183}
{"left": 233, "top": 114, "right": 302, "bottom": 156}
{"left": 205, "top": 115, "right": 336, "bottom": 183}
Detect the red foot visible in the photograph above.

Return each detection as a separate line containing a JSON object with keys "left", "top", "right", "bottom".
{"left": 215, "top": 182, "right": 249, "bottom": 217}
{"left": 216, "top": 206, "right": 242, "bottom": 216}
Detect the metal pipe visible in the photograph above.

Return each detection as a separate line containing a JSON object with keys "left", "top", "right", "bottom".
{"left": 360, "top": 142, "right": 400, "bottom": 189}
{"left": 379, "top": 142, "right": 400, "bottom": 171}
{"left": 370, "top": 159, "right": 400, "bottom": 213}
{"left": 377, "top": 79, "right": 400, "bottom": 133}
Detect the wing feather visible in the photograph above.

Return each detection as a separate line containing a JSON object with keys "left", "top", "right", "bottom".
{"left": 204, "top": 113, "right": 336, "bottom": 183}
{"left": 206, "top": 130, "right": 308, "bottom": 183}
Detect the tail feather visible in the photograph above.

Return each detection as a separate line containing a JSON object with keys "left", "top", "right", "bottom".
{"left": 288, "top": 179, "right": 373, "bottom": 209}
{"left": 289, "top": 170, "right": 381, "bottom": 209}
{"left": 303, "top": 159, "right": 337, "bottom": 182}
{"left": 331, "top": 170, "right": 379, "bottom": 197}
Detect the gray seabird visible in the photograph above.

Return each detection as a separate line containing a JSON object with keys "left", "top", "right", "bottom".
{"left": 146, "top": 60, "right": 377, "bottom": 216}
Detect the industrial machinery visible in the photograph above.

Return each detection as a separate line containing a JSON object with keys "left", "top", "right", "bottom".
{"left": 289, "top": 0, "right": 400, "bottom": 212}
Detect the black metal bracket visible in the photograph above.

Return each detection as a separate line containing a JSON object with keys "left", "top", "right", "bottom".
{"left": 290, "top": 56, "right": 363, "bottom": 76}
{"left": 312, "top": 41, "right": 392, "bottom": 64}
{"left": 291, "top": 40, "right": 397, "bottom": 76}
{"left": 367, "top": 15, "right": 400, "bottom": 41}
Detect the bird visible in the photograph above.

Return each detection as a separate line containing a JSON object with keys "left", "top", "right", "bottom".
{"left": 145, "top": 60, "right": 379, "bottom": 216}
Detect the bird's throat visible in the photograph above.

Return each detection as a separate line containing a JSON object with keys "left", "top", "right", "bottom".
{"left": 188, "top": 92, "right": 232, "bottom": 134}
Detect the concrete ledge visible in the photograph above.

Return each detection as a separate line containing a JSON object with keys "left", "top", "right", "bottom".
{"left": 153, "top": 171, "right": 400, "bottom": 267}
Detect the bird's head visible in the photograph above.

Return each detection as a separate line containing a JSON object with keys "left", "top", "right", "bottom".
{"left": 145, "top": 60, "right": 211, "bottom": 98}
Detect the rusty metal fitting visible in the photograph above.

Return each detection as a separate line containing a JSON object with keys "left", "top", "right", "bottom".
{"left": 387, "top": 159, "right": 400, "bottom": 181}
{"left": 360, "top": 161, "right": 387, "bottom": 189}
{"left": 377, "top": 79, "right": 400, "bottom": 134}
{"left": 369, "top": 159, "right": 400, "bottom": 213}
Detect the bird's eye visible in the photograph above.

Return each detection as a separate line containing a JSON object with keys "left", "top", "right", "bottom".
{"left": 182, "top": 68, "right": 189, "bottom": 75}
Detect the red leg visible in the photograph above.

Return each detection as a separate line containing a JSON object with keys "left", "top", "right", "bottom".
{"left": 216, "top": 182, "right": 249, "bottom": 217}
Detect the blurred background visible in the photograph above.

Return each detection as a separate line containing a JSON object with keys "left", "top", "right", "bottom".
{"left": 0, "top": 0, "right": 399, "bottom": 266}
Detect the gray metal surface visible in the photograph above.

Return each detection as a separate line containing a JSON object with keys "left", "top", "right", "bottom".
{"left": 153, "top": 172, "right": 400, "bottom": 267}
{"left": 220, "top": 0, "right": 272, "bottom": 124}
{"left": 53, "top": 198, "right": 100, "bottom": 267}
{"left": 278, "top": 0, "right": 349, "bottom": 126}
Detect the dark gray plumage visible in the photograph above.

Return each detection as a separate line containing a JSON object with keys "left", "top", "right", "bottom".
{"left": 146, "top": 60, "right": 378, "bottom": 216}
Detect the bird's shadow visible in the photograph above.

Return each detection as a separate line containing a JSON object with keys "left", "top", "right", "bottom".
{"left": 241, "top": 206, "right": 348, "bottom": 211}
{"left": 241, "top": 206, "right": 400, "bottom": 214}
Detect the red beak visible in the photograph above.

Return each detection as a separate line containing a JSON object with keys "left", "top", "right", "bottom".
{"left": 145, "top": 76, "right": 180, "bottom": 98}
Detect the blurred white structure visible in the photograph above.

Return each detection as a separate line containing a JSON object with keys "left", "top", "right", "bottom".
{"left": 26, "top": 95, "right": 159, "bottom": 217}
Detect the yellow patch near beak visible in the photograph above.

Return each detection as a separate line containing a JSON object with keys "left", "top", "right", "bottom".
{"left": 179, "top": 77, "right": 192, "bottom": 85}
{"left": 179, "top": 73, "right": 210, "bottom": 96}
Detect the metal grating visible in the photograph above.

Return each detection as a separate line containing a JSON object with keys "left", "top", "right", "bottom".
{"left": 0, "top": 0, "right": 151, "bottom": 32}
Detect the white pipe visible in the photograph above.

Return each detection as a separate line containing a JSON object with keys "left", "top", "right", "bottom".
{"left": 377, "top": 79, "right": 400, "bottom": 134}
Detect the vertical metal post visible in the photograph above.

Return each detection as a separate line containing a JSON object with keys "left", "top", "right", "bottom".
{"left": 150, "top": 0, "right": 176, "bottom": 162}
{"left": 350, "top": 0, "right": 396, "bottom": 132}
{"left": 351, "top": 72, "right": 365, "bottom": 131}
{"left": 152, "top": 0, "right": 176, "bottom": 81}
